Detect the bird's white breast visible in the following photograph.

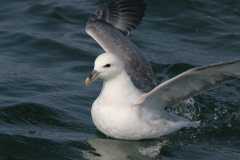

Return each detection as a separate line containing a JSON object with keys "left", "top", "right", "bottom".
{"left": 91, "top": 89, "right": 149, "bottom": 139}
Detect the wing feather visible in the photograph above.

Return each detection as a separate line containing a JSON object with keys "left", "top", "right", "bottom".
{"left": 90, "top": 0, "right": 147, "bottom": 37}
{"left": 134, "top": 60, "right": 240, "bottom": 108}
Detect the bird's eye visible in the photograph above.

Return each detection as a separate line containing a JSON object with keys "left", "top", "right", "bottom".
{"left": 104, "top": 64, "right": 111, "bottom": 67}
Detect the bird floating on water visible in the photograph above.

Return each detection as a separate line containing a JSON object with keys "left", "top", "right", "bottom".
{"left": 85, "top": 0, "right": 240, "bottom": 140}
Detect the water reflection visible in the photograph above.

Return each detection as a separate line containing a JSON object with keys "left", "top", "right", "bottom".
{"left": 83, "top": 138, "right": 168, "bottom": 160}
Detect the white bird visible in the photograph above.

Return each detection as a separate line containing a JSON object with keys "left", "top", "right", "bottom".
{"left": 85, "top": 0, "right": 240, "bottom": 140}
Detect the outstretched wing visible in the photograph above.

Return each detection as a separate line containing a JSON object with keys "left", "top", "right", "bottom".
{"left": 134, "top": 60, "right": 240, "bottom": 109}
{"left": 86, "top": 0, "right": 157, "bottom": 92}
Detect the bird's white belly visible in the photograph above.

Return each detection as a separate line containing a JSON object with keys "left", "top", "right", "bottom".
{"left": 91, "top": 100, "right": 188, "bottom": 140}
{"left": 91, "top": 102, "right": 145, "bottom": 139}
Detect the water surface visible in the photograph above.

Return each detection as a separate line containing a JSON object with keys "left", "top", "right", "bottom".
{"left": 0, "top": 0, "right": 240, "bottom": 159}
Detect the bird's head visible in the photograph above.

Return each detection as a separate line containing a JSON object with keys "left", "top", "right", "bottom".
{"left": 86, "top": 53, "right": 124, "bottom": 85}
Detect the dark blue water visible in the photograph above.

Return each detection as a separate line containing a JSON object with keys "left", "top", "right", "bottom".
{"left": 0, "top": 0, "right": 239, "bottom": 159}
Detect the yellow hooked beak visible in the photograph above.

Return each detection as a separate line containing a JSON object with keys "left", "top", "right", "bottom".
{"left": 85, "top": 70, "right": 101, "bottom": 85}
{"left": 85, "top": 77, "right": 91, "bottom": 85}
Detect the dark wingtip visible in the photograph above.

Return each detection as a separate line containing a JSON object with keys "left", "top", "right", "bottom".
{"left": 87, "top": 0, "right": 147, "bottom": 37}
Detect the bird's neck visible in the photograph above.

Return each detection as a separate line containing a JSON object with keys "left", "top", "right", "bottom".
{"left": 98, "top": 71, "right": 142, "bottom": 106}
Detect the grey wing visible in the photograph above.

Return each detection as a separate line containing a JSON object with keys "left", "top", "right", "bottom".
{"left": 134, "top": 60, "right": 240, "bottom": 109}
{"left": 86, "top": 0, "right": 157, "bottom": 92}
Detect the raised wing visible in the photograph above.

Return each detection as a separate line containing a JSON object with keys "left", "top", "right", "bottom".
{"left": 134, "top": 60, "right": 240, "bottom": 109}
{"left": 86, "top": 0, "right": 157, "bottom": 92}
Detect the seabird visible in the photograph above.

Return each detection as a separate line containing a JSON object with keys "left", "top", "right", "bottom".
{"left": 85, "top": 0, "right": 240, "bottom": 140}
